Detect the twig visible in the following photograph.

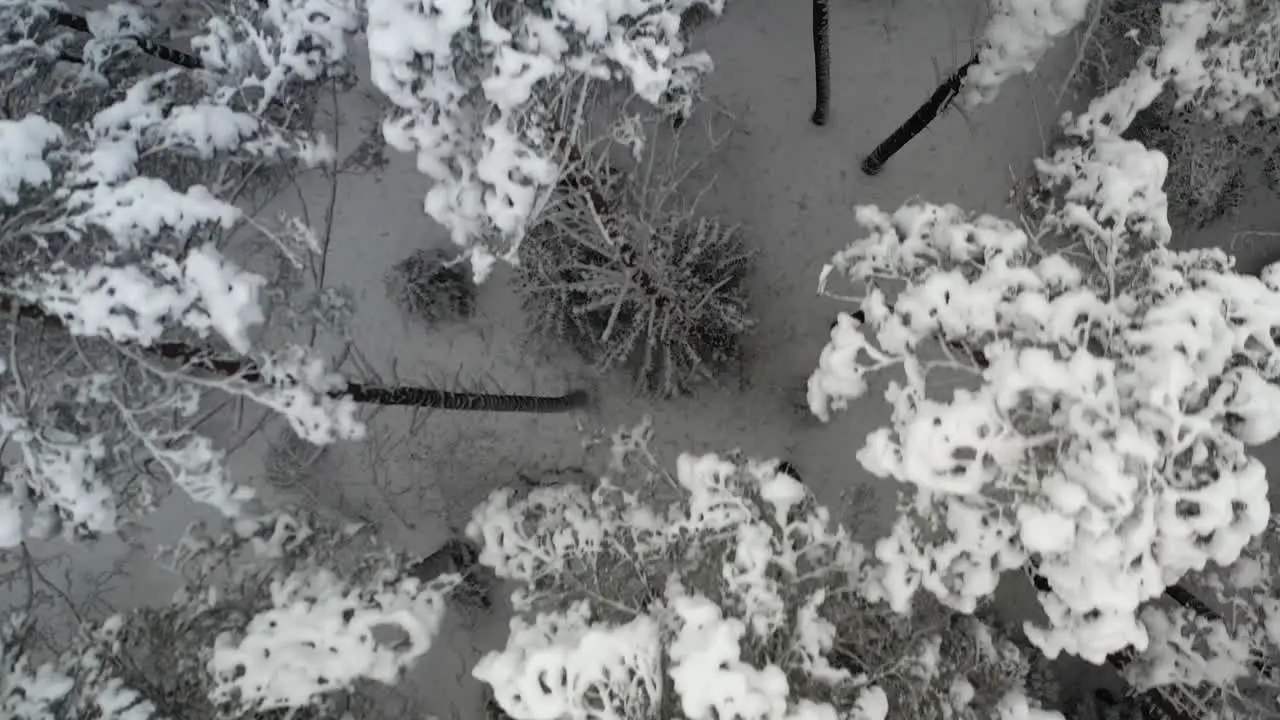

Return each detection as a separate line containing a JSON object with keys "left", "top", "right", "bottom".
{"left": 1055, "top": 0, "right": 1110, "bottom": 106}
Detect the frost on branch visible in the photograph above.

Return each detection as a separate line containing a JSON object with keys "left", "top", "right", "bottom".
{"left": 0, "top": 613, "right": 159, "bottom": 720}
{"left": 192, "top": 0, "right": 361, "bottom": 114}
{"left": 467, "top": 419, "right": 1054, "bottom": 718}
{"left": 366, "top": 0, "right": 726, "bottom": 279}
{"left": 0, "top": 0, "right": 362, "bottom": 537}
{"left": 809, "top": 109, "right": 1278, "bottom": 663}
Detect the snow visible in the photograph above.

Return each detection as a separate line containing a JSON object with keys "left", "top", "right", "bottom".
{"left": 963, "top": 0, "right": 1091, "bottom": 107}
{"left": 469, "top": 444, "right": 871, "bottom": 718}
{"left": 0, "top": 115, "right": 62, "bottom": 205}
{"left": 473, "top": 602, "right": 664, "bottom": 720}
{"left": 667, "top": 592, "right": 807, "bottom": 720}
{"left": 995, "top": 690, "right": 1065, "bottom": 720}
{"left": 0, "top": 657, "right": 75, "bottom": 720}
{"left": 209, "top": 568, "right": 454, "bottom": 712}
{"left": 850, "top": 686, "right": 888, "bottom": 720}
{"left": 181, "top": 245, "right": 268, "bottom": 354}
{"left": 0, "top": 0, "right": 1192, "bottom": 715}
{"left": 21, "top": 244, "right": 266, "bottom": 354}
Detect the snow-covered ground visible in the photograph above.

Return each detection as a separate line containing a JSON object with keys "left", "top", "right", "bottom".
{"left": 12, "top": 0, "right": 1280, "bottom": 716}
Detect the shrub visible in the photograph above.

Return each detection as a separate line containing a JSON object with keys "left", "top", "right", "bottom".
{"left": 1123, "top": 97, "right": 1262, "bottom": 230}
{"left": 517, "top": 105, "right": 756, "bottom": 397}
{"left": 383, "top": 248, "right": 477, "bottom": 325}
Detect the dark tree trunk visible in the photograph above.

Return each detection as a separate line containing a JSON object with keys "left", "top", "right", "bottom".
{"left": 52, "top": 11, "right": 205, "bottom": 70}
{"left": 860, "top": 54, "right": 979, "bottom": 176}
{"left": 152, "top": 341, "right": 589, "bottom": 413}
{"left": 810, "top": 0, "right": 831, "bottom": 126}
{"left": 1, "top": 298, "right": 588, "bottom": 413}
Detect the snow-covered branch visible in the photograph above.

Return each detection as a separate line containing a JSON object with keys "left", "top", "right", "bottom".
{"left": 366, "top": 0, "right": 727, "bottom": 281}
{"left": 962, "top": 0, "right": 1092, "bottom": 107}
{"left": 1, "top": 509, "right": 461, "bottom": 718}
{"left": 0, "top": 0, "right": 362, "bottom": 544}
{"left": 466, "top": 419, "right": 1059, "bottom": 719}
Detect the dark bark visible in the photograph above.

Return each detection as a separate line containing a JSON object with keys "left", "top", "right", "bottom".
{"left": 810, "top": 0, "right": 831, "bottom": 126}
{"left": 152, "top": 340, "right": 589, "bottom": 413}
{"left": 52, "top": 11, "right": 205, "bottom": 70}
{"left": 860, "top": 54, "right": 979, "bottom": 176}
{"left": 2, "top": 297, "right": 588, "bottom": 413}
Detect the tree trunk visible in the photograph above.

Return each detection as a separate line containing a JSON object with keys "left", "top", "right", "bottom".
{"left": 810, "top": 0, "right": 831, "bottom": 127}
{"left": 52, "top": 11, "right": 205, "bottom": 70}
{"left": 860, "top": 54, "right": 979, "bottom": 176}
{"left": 2, "top": 298, "right": 588, "bottom": 413}
{"left": 152, "top": 341, "right": 590, "bottom": 413}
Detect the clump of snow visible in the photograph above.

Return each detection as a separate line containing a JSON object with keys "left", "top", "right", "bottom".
{"left": 0, "top": 0, "right": 365, "bottom": 538}
{"left": 209, "top": 568, "right": 454, "bottom": 712}
{"left": 963, "top": 0, "right": 1091, "bottom": 107}
{"left": 0, "top": 491, "right": 23, "bottom": 549}
{"left": 193, "top": 0, "right": 361, "bottom": 112}
{"left": 0, "top": 426, "right": 117, "bottom": 541}
{"left": 667, "top": 592, "right": 803, "bottom": 720}
{"left": 253, "top": 348, "right": 366, "bottom": 445}
{"left": 1121, "top": 516, "right": 1280, "bottom": 715}
{"left": 995, "top": 690, "right": 1066, "bottom": 720}
{"left": 0, "top": 115, "right": 62, "bottom": 205}
{"left": 473, "top": 601, "right": 664, "bottom": 719}
{"left": 0, "top": 642, "right": 76, "bottom": 719}
{"left": 20, "top": 243, "right": 265, "bottom": 354}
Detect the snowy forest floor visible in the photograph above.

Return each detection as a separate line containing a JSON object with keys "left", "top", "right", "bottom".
{"left": 11, "top": 0, "right": 1280, "bottom": 717}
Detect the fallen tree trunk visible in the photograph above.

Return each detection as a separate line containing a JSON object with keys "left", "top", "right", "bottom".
{"left": 860, "top": 54, "right": 979, "bottom": 176}
{"left": 52, "top": 11, "right": 205, "bottom": 69}
{"left": 3, "top": 298, "right": 589, "bottom": 413}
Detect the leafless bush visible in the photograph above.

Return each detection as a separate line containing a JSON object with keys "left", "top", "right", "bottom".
{"left": 517, "top": 94, "right": 756, "bottom": 397}
{"left": 384, "top": 248, "right": 477, "bottom": 325}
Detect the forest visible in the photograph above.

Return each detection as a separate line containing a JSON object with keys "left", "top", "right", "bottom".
{"left": 2, "top": 0, "right": 1280, "bottom": 718}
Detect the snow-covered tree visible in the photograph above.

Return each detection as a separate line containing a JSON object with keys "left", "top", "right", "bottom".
{"left": 1, "top": 507, "right": 461, "bottom": 718}
{"left": 1122, "top": 516, "right": 1280, "bottom": 719}
{"left": 1080, "top": 0, "right": 1280, "bottom": 228}
{"left": 808, "top": 0, "right": 1280, "bottom": 670}
{"left": 365, "top": 0, "right": 728, "bottom": 280}
{"left": 0, "top": 0, "right": 366, "bottom": 547}
{"left": 465, "top": 418, "right": 1061, "bottom": 719}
